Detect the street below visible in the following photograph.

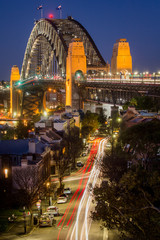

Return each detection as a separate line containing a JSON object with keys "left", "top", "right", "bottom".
{"left": 0, "top": 138, "right": 115, "bottom": 240}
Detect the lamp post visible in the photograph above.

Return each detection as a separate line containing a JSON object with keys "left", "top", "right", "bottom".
{"left": 47, "top": 182, "right": 51, "bottom": 206}
{"left": 23, "top": 206, "right": 26, "bottom": 234}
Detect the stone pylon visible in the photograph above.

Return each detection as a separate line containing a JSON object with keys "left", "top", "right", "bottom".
{"left": 66, "top": 38, "right": 86, "bottom": 109}
{"left": 111, "top": 39, "right": 132, "bottom": 76}
{"left": 10, "top": 65, "right": 21, "bottom": 117}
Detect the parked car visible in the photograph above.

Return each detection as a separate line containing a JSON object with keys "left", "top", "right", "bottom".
{"left": 47, "top": 206, "right": 59, "bottom": 216}
{"left": 42, "top": 212, "right": 54, "bottom": 220}
{"left": 77, "top": 161, "right": 84, "bottom": 167}
{"left": 64, "top": 188, "right": 72, "bottom": 195}
{"left": 39, "top": 216, "right": 53, "bottom": 227}
{"left": 81, "top": 152, "right": 87, "bottom": 157}
{"left": 57, "top": 196, "right": 67, "bottom": 204}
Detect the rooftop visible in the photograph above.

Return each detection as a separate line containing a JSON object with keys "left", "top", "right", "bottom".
{"left": 0, "top": 138, "right": 46, "bottom": 155}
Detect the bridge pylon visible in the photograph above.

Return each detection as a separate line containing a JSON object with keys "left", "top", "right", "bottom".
{"left": 10, "top": 65, "right": 21, "bottom": 118}
{"left": 66, "top": 38, "right": 86, "bottom": 109}
{"left": 111, "top": 39, "right": 132, "bottom": 76}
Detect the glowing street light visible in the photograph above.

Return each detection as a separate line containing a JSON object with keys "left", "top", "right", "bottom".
{"left": 4, "top": 168, "right": 8, "bottom": 178}
{"left": 44, "top": 111, "right": 47, "bottom": 117}
{"left": 117, "top": 117, "right": 122, "bottom": 123}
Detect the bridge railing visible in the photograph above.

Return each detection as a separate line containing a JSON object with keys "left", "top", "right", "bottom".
{"left": 16, "top": 75, "right": 65, "bottom": 87}
{"left": 86, "top": 78, "right": 160, "bottom": 85}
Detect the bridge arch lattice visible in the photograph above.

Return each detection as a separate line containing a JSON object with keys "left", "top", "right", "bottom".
{"left": 21, "top": 18, "right": 106, "bottom": 80}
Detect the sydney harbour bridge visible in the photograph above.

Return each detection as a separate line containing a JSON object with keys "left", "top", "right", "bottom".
{"left": 11, "top": 17, "right": 160, "bottom": 118}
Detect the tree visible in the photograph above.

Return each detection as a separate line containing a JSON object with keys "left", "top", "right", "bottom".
{"left": 1, "top": 127, "right": 15, "bottom": 140}
{"left": 53, "top": 127, "right": 83, "bottom": 192}
{"left": 92, "top": 166, "right": 160, "bottom": 240}
{"left": 119, "top": 119, "right": 160, "bottom": 166}
{"left": 63, "top": 127, "right": 83, "bottom": 169}
{"left": 130, "top": 98, "right": 137, "bottom": 107}
{"left": 13, "top": 166, "right": 47, "bottom": 212}
{"left": 102, "top": 146, "right": 128, "bottom": 183}
{"left": 81, "top": 111, "right": 99, "bottom": 138}
{"left": 123, "top": 96, "right": 157, "bottom": 112}
{"left": 98, "top": 108, "right": 106, "bottom": 126}
{"left": 136, "top": 96, "right": 154, "bottom": 111}
{"left": 15, "top": 120, "right": 29, "bottom": 139}
{"left": 53, "top": 146, "right": 72, "bottom": 193}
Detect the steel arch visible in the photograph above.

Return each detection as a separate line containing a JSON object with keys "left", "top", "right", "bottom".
{"left": 21, "top": 18, "right": 106, "bottom": 79}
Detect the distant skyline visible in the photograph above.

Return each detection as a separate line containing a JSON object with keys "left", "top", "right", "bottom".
{"left": 0, "top": 0, "right": 160, "bottom": 81}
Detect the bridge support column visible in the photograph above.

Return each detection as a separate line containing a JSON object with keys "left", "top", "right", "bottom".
{"left": 10, "top": 65, "right": 21, "bottom": 118}
{"left": 66, "top": 38, "right": 86, "bottom": 109}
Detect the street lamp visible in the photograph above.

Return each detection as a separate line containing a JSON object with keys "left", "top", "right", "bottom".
{"left": 44, "top": 111, "right": 47, "bottom": 117}
{"left": 117, "top": 117, "right": 121, "bottom": 123}
{"left": 47, "top": 182, "right": 51, "bottom": 206}
{"left": 23, "top": 206, "right": 26, "bottom": 234}
{"left": 4, "top": 168, "right": 8, "bottom": 178}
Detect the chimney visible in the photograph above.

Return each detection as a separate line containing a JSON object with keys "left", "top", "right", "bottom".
{"left": 28, "top": 140, "right": 36, "bottom": 154}
{"left": 21, "top": 159, "right": 28, "bottom": 167}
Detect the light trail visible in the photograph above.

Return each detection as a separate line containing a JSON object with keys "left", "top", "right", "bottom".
{"left": 57, "top": 140, "right": 99, "bottom": 239}
{"left": 53, "top": 175, "right": 89, "bottom": 183}
{"left": 70, "top": 138, "right": 107, "bottom": 240}
{"left": 83, "top": 138, "right": 106, "bottom": 240}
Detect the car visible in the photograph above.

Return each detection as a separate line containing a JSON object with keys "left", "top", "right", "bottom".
{"left": 42, "top": 212, "right": 54, "bottom": 220}
{"left": 59, "top": 193, "right": 68, "bottom": 198}
{"left": 57, "top": 196, "right": 67, "bottom": 204}
{"left": 77, "top": 161, "right": 84, "bottom": 167}
{"left": 47, "top": 206, "right": 59, "bottom": 216}
{"left": 39, "top": 216, "right": 53, "bottom": 227}
{"left": 81, "top": 152, "right": 87, "bottom": 157}
{"left": 63, "top": 188, "right": 72, "bottom": 195}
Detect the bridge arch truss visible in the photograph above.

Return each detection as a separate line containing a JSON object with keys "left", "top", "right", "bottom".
{"left": 21, "top": 18, "right": 106, "bottom": 80}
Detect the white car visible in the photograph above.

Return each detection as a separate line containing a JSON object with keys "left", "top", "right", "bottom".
{"left": 57, "top": 196, "right": 67, "bottom": 204}
{"left": 42, "top": 212, "right": 54, "bottom": 219}
{"left": 64, "top": 188, "right": 72, "bottom": 195}
{"left": 47, "top": 206, "right": 59, "bottom": 216}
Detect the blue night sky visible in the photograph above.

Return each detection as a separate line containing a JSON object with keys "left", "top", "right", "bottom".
{"left": 0, "top": 0, "right": 160, "bottom": 81}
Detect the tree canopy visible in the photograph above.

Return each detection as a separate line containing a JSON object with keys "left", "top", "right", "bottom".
{"left": 123, "top": 96, "right": 159, "bottom": 111}
{"left": 120, "top": 119, "right": 160, "bottom": 164}
{"left": 81, "top": 111, "right": 99, "bottom": 138}
{"left": 93, "top": 165, "right": 160, "bottom": 240}
{"left": 92, "top": 119, "right": 160, "bottom": 239}
{"left": 13, "top": 166, "right": 47, "bottom": 211}
{"left": 63, "top": 126, "right": 83, "bottom": 169}
{"left": 15, "top": 120, "right": 32, "bottom": 139}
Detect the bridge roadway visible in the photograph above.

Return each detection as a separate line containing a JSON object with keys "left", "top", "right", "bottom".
{"left": 17, "top": 76, "right": 160, "bottom": 87}
{"left": 14, "top": 76, "right": 160, "bottom": 118}
{"left": 79, "top": 78, "right": 160, "bottom": 98}
{"left": 17, "top": 77, "right": 160, "bottom": 98}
